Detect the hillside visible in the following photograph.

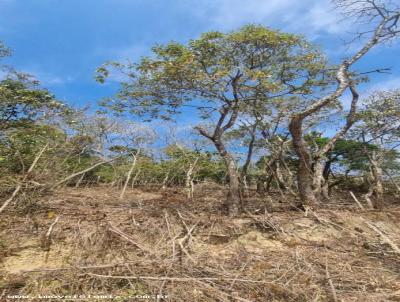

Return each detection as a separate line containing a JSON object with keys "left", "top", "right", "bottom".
{"left": 1, "top": 186, "right": 399, "bottom": 301}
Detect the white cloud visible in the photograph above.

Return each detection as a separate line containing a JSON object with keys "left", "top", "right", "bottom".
{"left": 184, "top": 0, "right": 350, "bottom": 38}
{"left": 26, "top": 70, "right": 74, "bottom": 86}
{"left": 298, "top": 2, "right": 350, "bottom": 36}
{"left": 195, "top": 0, "right": 292, "bottom": 28}
{"left": 366, "top": 77, "right": 400, "bottom": 93}
{"left": 0, "top": 67, "right": 74, "bottom": 87}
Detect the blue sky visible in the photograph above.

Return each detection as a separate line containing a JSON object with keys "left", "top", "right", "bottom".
{"left": 0, "top": 0, "right": 399, "bottom": 114}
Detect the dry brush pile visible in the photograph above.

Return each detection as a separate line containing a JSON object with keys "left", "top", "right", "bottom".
{"left": 0, "top": 186, "right": 400, "bottom": 301}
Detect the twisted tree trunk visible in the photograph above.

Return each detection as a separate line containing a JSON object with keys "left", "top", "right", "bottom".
{"left": 289, "top": 116, "right": 317, "bottom": 206}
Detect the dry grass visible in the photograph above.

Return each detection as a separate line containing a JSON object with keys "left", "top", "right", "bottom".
{"left": 1, "top": 185, "right": 400, "bottom": 301}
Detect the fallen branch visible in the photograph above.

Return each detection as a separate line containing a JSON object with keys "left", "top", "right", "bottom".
{"left": 193, "top": 277, "right": 254, "bottom": 302}
{"left": 325, "top": 256, "right": 338, "bottom": 302}
{"left": 46, "top": 216, "right": 60, "bottom": 237}
{"left": 362, "top": 218, "right": 400, "bottom": 254}
{"left": 108, "top": 222, "right": 147, "bottom": 252}
{"left": 349, "top": 191, "right": 365, "bottom": 210}
{"left": 52, "top": 157, "right": 118, "bottom": 188}
{"left": 42, "top": 216, "right": 60, "bottom": 262}
{"left": 21, "top": 262, "right": 135, "bottom": 273}
{"left": 84, "top": 272, "right": 270, "bottom": 284}
{"left": 177, "top": 223, "right": 197, "bottom": 264}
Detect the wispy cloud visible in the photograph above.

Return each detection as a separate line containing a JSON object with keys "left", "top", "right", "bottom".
{"left": 190, "top": 0, "right": 293, "bottom": 29}
{"left": 184, "top": 0, "right": 350, "bottom": 38}
{"left": 0, "top": 67, "right": 74, "bottom": 87}
{"left": 366, "top": 77, "right": 400, "bottom": 93}
{"left": 26, "top": 70, "right": 74, "bottom": 86}
{"left": 297, "top": 2, "right": 350, "bottom": 36}
{"left": 93, "top": 0, "right": 354, "bottom": 80}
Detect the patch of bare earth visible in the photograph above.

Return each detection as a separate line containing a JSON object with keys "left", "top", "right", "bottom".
{"left": 0, "top": 187, "right": 400, "bottom": 301}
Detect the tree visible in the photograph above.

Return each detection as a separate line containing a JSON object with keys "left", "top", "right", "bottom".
{"left": 303, "top": 134, "right": 378, "bottom": 196}
{"left": 0, "top": 73, "right": 71, "bottom": 186}
{"left": 0, "top": 78, "right": 67, "bottom": 131}
{"left": 67, "top": 114, "right": 155, "bottom": 188}
{"left": 351, "top": 90, "right": 400, "bottom": 207}
{"left": 97, "top": 25, "right": 327, "bottom": 216}
{"left": 288, "top": 0, "right": 400, "bottom": 206}
{"left": 225, "top": 117, "right": 261, "bottom": 195}
{"left": 0, "top": 42, "right": 66, "bottom": 132}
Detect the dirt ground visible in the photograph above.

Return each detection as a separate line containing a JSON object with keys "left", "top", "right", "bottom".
{"left": 0, "top": 185, "right": 400, "bottom": 301}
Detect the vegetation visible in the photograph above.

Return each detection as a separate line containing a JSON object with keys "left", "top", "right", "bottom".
{"left": 0, "top": 1, "right": 398, "bottom": 214}
{"left": 1, "top": 0, "right": 400, "bottom": 301}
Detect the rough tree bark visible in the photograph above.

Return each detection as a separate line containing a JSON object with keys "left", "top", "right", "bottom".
{"left": 367, "top": 150, "right": 384, "bottom": 207}
{"left": 214, "top": 137, "right": 242, "bottom": 216}
{"left": 289, "top": 116, "right": 318, "bottom": 206}
{"left": 290, "top": 84, "right": 359, "bottom": 206}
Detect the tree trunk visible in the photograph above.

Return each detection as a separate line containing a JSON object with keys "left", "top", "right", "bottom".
{"left": 274, "top": 161, "right": 287, "bottom": 190}
{"left": 242, "top": 176, "right": 249, "bottom": 197}
{"left": 313, "top": 159, "right": 325, "bottom": 198}
{"left": 131, "top": 168, "right": 141, "bottom": 188}
{"left": 195, "top": 101, "right": 242, "bottom": 215}
{"left": 256, "top": 177, "right": 267, "bottom": 194}
{"left": 214, "top": 138, "right": 241, "bottom": 216}
{"left": 240, "top": 124, "right": 256, "bottom": 197}
{"left": 119, "top": 150, "right": 139, "bottom": 200}
{"left": 275, "top": 159, "right": 297, "bottom": 196}
{"left": 289, "top": 117, "right": 318, "bottom": 206}
{"left": 225, "top": 159, "right": 242, "bottom": 216}
{"left": 161, "top": 172, "right": 169, "bottom": 190}
{"left": 185, "top": 159, "right": 198, "bottom": 201}
{"left": 369, "top": 151, "right": 384, "bottom": 207}
{"left": 264, "top": 158, "right": 276, "bottom": 193}
{"left": 265, "top": 174, "right": 274, "bottom": 193}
